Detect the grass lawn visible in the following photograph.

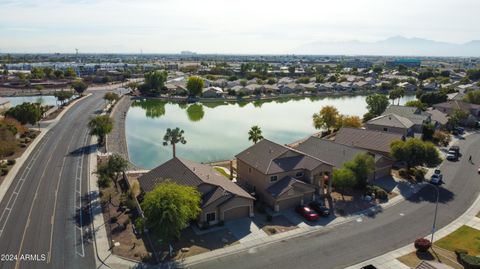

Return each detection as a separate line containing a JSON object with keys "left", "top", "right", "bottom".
{"left": 214, "top": 167, "right": 231, "bottom": 179}
{"left": 397, "top": 248, "right": 462, "bottom": 269}
{"left": 434, "top": 225, "right": 480, "bottom": 256}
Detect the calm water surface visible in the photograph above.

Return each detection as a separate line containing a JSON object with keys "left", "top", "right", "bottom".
{"left": 5, "top": 95, "right": 58, "bottom": 107}
{"left": 126, "top": 95, "right": 416, "bottom": 169}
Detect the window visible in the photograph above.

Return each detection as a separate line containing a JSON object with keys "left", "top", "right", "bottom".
{"left": 206, "top": 212, "right": 216, "bottom": 222}
{"left": 383, "top": 127, "right": 388, "bottom": 132}
{"left": 295, "top": 172, "right": 304, "bottom": 178}
{"left": 270, "top": 175, "right": 278, "bottom": 182}
{"left": 248, "top": 167, "right": 252, "bottom": 173}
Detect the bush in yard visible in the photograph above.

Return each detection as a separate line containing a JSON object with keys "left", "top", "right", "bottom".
{"left": 414, "top": 238, "right": 432, "bottom": 252}
{"left": 376, "top": 189, "right": 388, "bottom": 200}
{"left": 7, "top": 159, "right": 15, "bottom": 165}
{"left": 398, "top": 168, "right": 409, "bottom": 179}
{"left": 455, "top": 249, "right": 480, "bottom": 269}
{"left": 135, "top": 218, "right": 145, "bottom": 232}
{"left": 1, "top": 167, "right": 9, "bottom": 176}
{"left": 410, "top": 167, "right": 426, "bottom": 182}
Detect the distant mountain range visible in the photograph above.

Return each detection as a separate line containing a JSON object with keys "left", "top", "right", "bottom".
{"left": 295, "top": 36, "right": 480, "bottom": 57}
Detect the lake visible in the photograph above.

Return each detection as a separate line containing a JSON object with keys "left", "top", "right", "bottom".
{"left": 126, "top": 95, "right": 416, "bottom": 169}
{"left": 5, "top": 95, "right": 58, "bottom": 107}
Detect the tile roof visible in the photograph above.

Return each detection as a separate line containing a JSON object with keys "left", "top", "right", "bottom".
{"left": 138, "top": 158, "right": 253, "bottom": 205}
{"left": 235, "top": 139, "right": 329, "bottom": 175}
{"left": 383, "top": 105, "right": 430, "bottom": 125}
{"left": 433, "top": 100, "right": 480, "bottom": 112}
{"left": 266, "top": 176, "right": 315, "bottom": 198}
{"left": 334, "top": 127, "right": 403, "bottom": 154}
{"left": 295, "top": 137, "right": 382, "bottom": 168}
{"left": 426, "top": 108, "right": 448, "bottom": 125}
{"left": 367, "top": 113, "right": 414, "bottom": 129}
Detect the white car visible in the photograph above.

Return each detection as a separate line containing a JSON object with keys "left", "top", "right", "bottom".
{"left": 430, "top": 174, "right": 443, "bottom": 185}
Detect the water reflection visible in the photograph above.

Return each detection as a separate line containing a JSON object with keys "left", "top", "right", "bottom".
{"left": 131, "top": 99, "right": 167, "bottom": 118}
{"left": 186, "top": 104, "right": 205, "bottom": 122}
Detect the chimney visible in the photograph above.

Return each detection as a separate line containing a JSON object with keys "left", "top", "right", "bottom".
{"left": 230, "top": 160, "right": 234, "bottom": 180}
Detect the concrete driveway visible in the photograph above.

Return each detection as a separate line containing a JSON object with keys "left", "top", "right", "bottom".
{"left": 225, "top": 217, "right": 268, "bottom": 243}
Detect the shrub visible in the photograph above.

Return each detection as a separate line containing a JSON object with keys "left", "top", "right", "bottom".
{"left": 376, "top": 189, "right": 388, "bottom": 200}
{"left": 1, "top": 167, "right": 9, "bottom": 176}
{"left": 411, "top": 167, "right": 426, "bottom": 182}
{"left": 135, "top": 218, "right": 145, "bottom": 232}
{"left": 7, "top": 159, "right": 15, "bottom": 165}
{"left": 398, "top": 168, "right": 409, "bottom": 179}
{"left": 97, "top": 175, "right": 111, "bottom": 188}
{"left": 459, "top": 253, "right": 480, "bottom": 269}
{"left": 414, "top": 238, "right": 432, "bottom": 252}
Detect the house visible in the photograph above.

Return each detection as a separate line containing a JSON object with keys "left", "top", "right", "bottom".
{"left": 333, "top": 127, "right": 404, "bottom": 157}
{"left": 262, "top": 84, "right": 280, "bottom": 94}
{"left": 231, "top": 85, "right": 253, "bottom": 95}
{"left": 138, "top": 158, "right": 254, "bottom": 226}
{"left": 382, "top": 105, "right": 431, "bottom": 133}
{"left": 202, "top": 86, "right": 225, "bottom": 98}
{"left": 165, "top": 83, "right": 188, "bottom": 96}
{"left": 236, "top": 139, "right": 333, "bottom": 212}
{"left": 432, "top": 100, "right": 480, "bottom": 118}
{"left": 426, "top": 108, "right": 449, "bottom": 127}
{"left": 213, "top": 78, "right": 228, "bottom": 88}
{"left": 352, "top": 81, "right": 369, "bottom": 91}
{"left": 366, "top": 114, "right": 414, "bottom": 136}
{"left": 295, "top": 137, "right": 393, "bottom": 181}
{"left": 335, "top": 82, "right": 353, "bottom": 91}
{"left": 397, "top": 82, "right": 416, "bottom": 92}
{"left": 422, "top": 82, "right": 439, "bottom": 91}
{"left": 278, "top": 83, "right": 296, "bottom": 94}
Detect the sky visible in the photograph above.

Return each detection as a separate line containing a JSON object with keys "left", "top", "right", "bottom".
{"left": 0, "top": 0, "right": 479, "bottom": 54}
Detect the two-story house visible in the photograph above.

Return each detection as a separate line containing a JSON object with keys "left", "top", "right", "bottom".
{"left": 236, "top": 139, "right": 333, "bottom": 212}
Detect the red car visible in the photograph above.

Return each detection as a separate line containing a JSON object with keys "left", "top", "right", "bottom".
{"left": 295, "top": 205, "right": 320, "bottom": 221}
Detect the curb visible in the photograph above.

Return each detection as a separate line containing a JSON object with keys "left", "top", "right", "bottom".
{"left": 0, "top": 93, "right": 92, "bottom": 203}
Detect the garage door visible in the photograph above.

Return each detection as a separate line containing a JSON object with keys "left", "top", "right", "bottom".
{"left": 277, "top": 196, "right": 302, "bottom": 211}
{"left": 223, "top": 206, "right": 250, "bottom": 221}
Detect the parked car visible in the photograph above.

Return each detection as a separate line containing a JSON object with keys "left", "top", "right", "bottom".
{"left": 360, "top": 265, "right": 378, "bottom": 269}
{"left": 430, "top": 174, "right": 443, "bottom": 185}
{"left": 478, "top": 166, "right": 480, "bottom": 174}
{"left": 295, "top": 205, "right": 320, "bottom": 221}
{"left": 449, "top": 146, "right": 460, "bottom": 156}
{"left": 446, "top": 150, "right": 458, "bottom": 161}
{"left": 309, "top": 201, "right": 330, "bottom": 216}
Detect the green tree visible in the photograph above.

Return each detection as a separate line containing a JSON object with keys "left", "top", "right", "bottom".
{"left": 390, "top": 138, "right": 441, "bottom": 168}
{"left": 126, "top": 81, "right": 139, "bottom": 92}
{"left": 418, "top": 92, "right": 447, "bottom": 106}
{"left": 53, "top": 90, "right": 74, "bottom": 105}
{"left": 312, "top": 105, "right": 340, "bottom": 131}
{"left": 336, "top": 115, "right": 362, "bottom": 128}
{"left": 5, "top": 103, "right": 41, "bottom": 125}
{"left": 332, "top": 168, "right": 356, "bottom": 200}
{"left": 288, "top": 66, "right": 296, "bottom": 74}
{"left": 404, "top": 100, "right": 426, "bottom": 110}
{"left": 53, "top": 69, "right": 64, "bottom": 79}
{"left": 140, "top": 71, "right": 168, "bottom": 96}
{"left": 464, "top": 90, "right": 480, "bottom": 104}
{"left": 248, "top": 125, "right": 264, "bottom": 144}
{"left": 88, "top": 115, "right": 113, "bottom": 146}
{"left": 365, "top": 94, "right": 389, "bottom": 116}
{"left": 64, "top": 67, "right": 77, "bottom": 78}
{"left": 103, "top": 92, "right": 120, "bottom": 104}
{"left": 422, "top": 123, "right": 435, "bottom": 141}
{"left": 344, "top": 153, "right": 375, "bottom": 188}
{"left": 448, "top": 109, "right": 469, "bottom": 127}
{"left": 372, "top": 66, "right": 383, "bottom": 73}
{"left": 315, "top": 75, "right": 324, "bottom": 83}
{"left": 163, "top": 127, "right": 187, "bottom": 158}
{"left": 141, "top": 182, "right": 201, "bottom": 242}
{"left": 107, "top": 154, "right": 128, "bottom": 189}
{"left": 71, "top": 80, "right": 88, "bottom": 95}
{"left": 186, "top": 76, "right": 204, "bottom": 96}
{"left": 30, "top": 67, "right": 45, "bottom": 79}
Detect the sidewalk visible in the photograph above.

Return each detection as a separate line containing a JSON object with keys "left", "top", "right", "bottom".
{"left": 0, "top": 93, "right": 92, "bottom": 203}
{"left": 345, "top": 180, "right": 480, "bottom": 269}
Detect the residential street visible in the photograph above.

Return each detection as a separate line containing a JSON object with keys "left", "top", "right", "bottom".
{"left": 189, "top": 133, "right": 480, "bottom": 269}
{"left": 0, "top": 92, "right": 106, "bottom": 269}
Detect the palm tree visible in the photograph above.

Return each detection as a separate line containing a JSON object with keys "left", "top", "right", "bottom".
{"left": 163, "top": 127, "right": 187, "bottom": 158}
{"left": 248, "top": 125, "right": 264, "bottom": 144}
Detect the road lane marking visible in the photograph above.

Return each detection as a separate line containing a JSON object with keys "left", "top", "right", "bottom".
{"left": 74, "top": 131, "right": 89, "bottom": 258}
{"left": 0, "top": 134, "right": 51, "bottom": 238}
{"left": 14, "top": 132, "right": 66, "bottom": 269}
{"left": 47, "top": 128, "right": 85, "bottom": 263}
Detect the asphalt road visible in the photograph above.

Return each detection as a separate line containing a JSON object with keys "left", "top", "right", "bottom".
{"left": 190, "top": 133, "right": 480, "bottom": 269}
{"left": 0, "top": 92, "right": 107, "bottom": 269}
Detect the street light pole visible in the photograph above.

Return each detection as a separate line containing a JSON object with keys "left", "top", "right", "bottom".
{"left": 426, "top": 184, "right": 440, "bottom": 243}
